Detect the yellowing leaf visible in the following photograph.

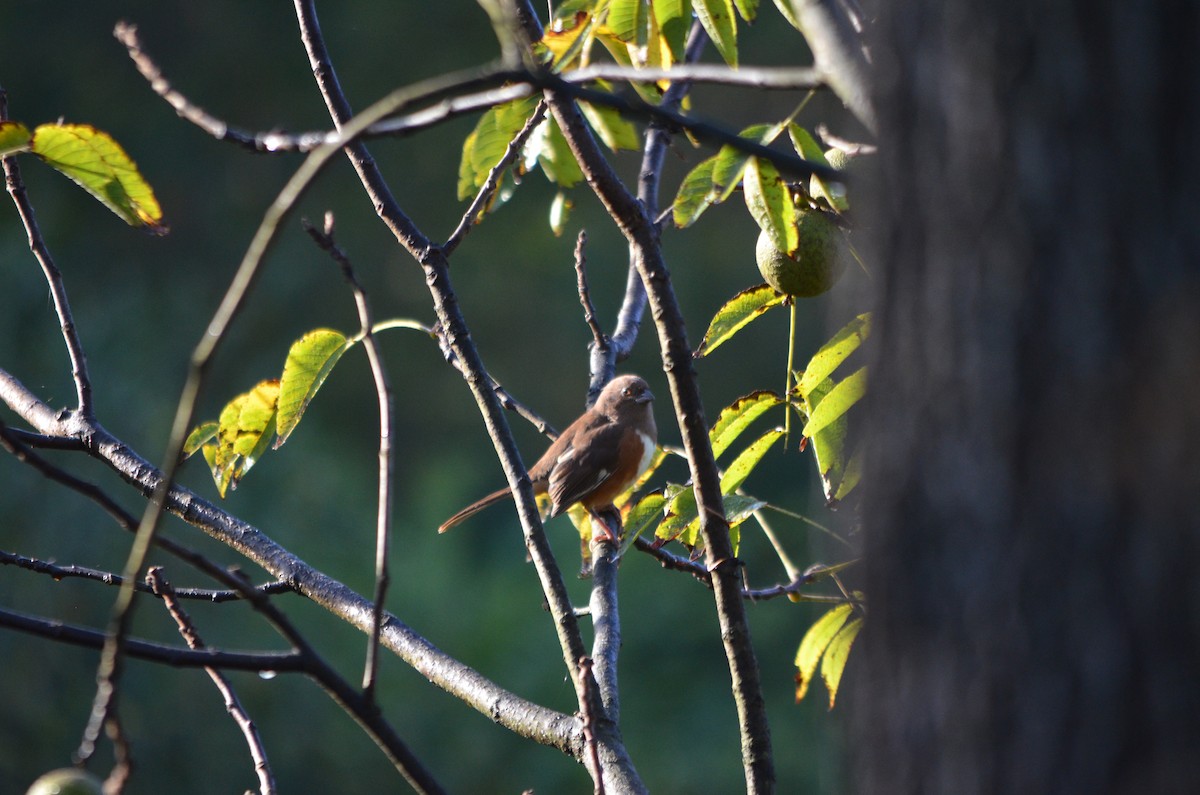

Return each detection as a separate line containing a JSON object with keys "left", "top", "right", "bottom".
{"left": 695, "top": 284, "right": 785, "bottom": 358}
{"left": 550, "top": 190, "right": 573, "bottom": 236}
{"left": 821, "top": 616, "right": 862, "bottom": 707}
{"left": 608, "top": 0, "right": 652, "bottom": 48}
{"left": 797, "top": 313, "right": 870, "bottom": 398}
{"left": 802, "top": 366, "right": 866, "bottom": 438}
{"left": 744, "top": 157, "right": 798, "bottom": 256}
{"left": 694, "top": 0, "right": 738, "bottom": 66}
{"left": 710, "top": 390, "right": 783, "bottom": 459}
{"left": 209, "top": 380, "right": 280, "bottom": 497}
{"left": 182, "top": 421, "right": 218, "bottom": 459}
{"left": 541, "top": 11, "right": 595, "bottom": 68}
{"left": 654, "top": 0, "right": 691, "bottom": 62}
{"left": 794, "top": 603, "right": 853, "bottom": 702}
{"left": 803, "top": 376, "right": 849, "bottom": 503}
{"left": 0, "top": 121, "right": 32, "bottom": 157}
{"left": 275, "top": 329, "right": 349, "bottom": 446}
{"left": 31, "top": 123, "right": 165, "bottom": 232}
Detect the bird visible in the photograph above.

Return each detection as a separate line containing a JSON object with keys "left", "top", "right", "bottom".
{"left": 438, "top": 375, "right": 657, "bottom": 542}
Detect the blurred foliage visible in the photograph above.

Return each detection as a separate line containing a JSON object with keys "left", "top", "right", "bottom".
{"left": 0, "top": 1, "right": 868, "bottom": 792}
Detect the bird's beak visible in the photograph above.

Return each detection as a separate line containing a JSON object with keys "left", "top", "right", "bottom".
{"left": 637, "top": 389, "right": 654, "bottom": 404}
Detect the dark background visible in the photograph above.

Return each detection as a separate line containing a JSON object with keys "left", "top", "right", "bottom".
{"left": 0, "top": 2, "right": 866, "bottom": 793}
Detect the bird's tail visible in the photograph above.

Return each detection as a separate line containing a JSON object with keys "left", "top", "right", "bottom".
{"left": 437, "top": 487, "right": 513, "bottom": 533}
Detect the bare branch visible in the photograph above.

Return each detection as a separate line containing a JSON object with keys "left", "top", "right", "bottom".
{"left": 303, "top": 214, "right": 395, "bottom": 702}
{"left": 444, "top": 100, "right": 547, "bottom": 256}
{"left": 147, "top": 568, "right": 276, "bottom": 795}
{"left": 0, "top": 606, "right": 306, "bottom": 672}
{"left": 785, "top": 0, "right": 877, "bottom": 133}
{"left": 572, "top": 656, "right": 607, "bottom": 795}
{"left": 573, "top": 231, "right": 610, "bottom": 360}
{"left": 0, "top": 549, "right": 291, "bottom": 602}
{"left": 1, "top": 89, "right": 94, "bottom": 417}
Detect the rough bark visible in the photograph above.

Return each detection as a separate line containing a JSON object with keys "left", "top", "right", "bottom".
{"left": 852, "top": 2, "right": 1200, "bottom": 793}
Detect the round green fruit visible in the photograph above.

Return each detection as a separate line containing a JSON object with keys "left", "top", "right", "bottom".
{"left": 25, "top": 769, "right": 102, "bottom": 795}
{"left": 755, "top": 210, "right": 844, "bottom": 298}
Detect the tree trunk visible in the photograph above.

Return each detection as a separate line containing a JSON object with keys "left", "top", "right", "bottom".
{"left": 851, "top": 2, "right": 1200, "bottom": 793}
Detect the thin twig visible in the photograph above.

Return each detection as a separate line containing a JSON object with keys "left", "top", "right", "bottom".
{"left": 565, "top": 62, "right": 825, "bottom": 91}
{"left": 77, "top": 44, "right": 516, "bottom": 766}
{"left": 147, "top": 568, "right": 276, "bottom": 795}
{"left": 574, "top": 231, "right": 610, "bottom": 360}
{"left": 293, "top": 1, "right": 627, "bottom": 783}
{"left": 0, "top": 549, "right": 291, "bottom": 602}
{"left": 0, "top": 606, "right": 307, "bottom": 671}
{"left": 1, "top": 88, "right": 93, "bottom": 417}
{"left": 102, "top": 712, "right": 133, "bottom": 795}
{"left": 443, "top": 100, "right": 547, "bottom": 256}
{"left": 302, "top": 214, "right": 395, "bottom": 702}
{"left": 433, "top": 327, "right": 559, "bottom": 437}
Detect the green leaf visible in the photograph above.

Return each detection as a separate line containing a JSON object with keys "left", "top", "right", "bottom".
{"left": 797, "top": 313, "right": 871, "bottom": 398}
{"left": 536, "top": 117, "right": 585, "bottom": 188}
{"left": 744, "top": 157, "right": 798, "bottom": 255}
{"left": 608, "top": 0, "right": 652, "bottom": 47}
{"left": 549, "top": 190, "right": 573, "bottom": 236}
{"left": 457, "top": 97, "right": 540, "bottom": 200}
{"left": 275, "top": 329, "right": 350, "bottom": 447}
{"left": 720, "top": 428, "right": 784, "bottom": 494}
{"left": 182, "top": 422, "right": 218, "bottom": 459}
{"left": 654, "top": 0, "right": 691, "bottom": 62}
{"left": 802, "top": 366, "right": 866, "bottom": 438}
{"left": 804, "top": 376, "right": 849, "bottom": 503}
{"left": 695, "top": 284, "right": 785, "bottom": 358}
{"left": 31, "top": 123, "right": 165, "bottom": 232}
{"left": 580, "top": 100, "right": 642, "bottom": 151}
{"left": 821, "top": 616, "right": 863, "bottom": 708}
{"left": 710, "top": 123, "right": 773, "bottom": 203}
{"left": 794, "top": 603, "right": 853, "bottom": 702}
{"left": 834, "top": 441, "right": 863, "bottom": 502}
{"left": 710, "top": 390, "right": 784, "bottom": 459}
{"left": 694, "top": 0, "right": 738, "bottom": 66}
{"left": 673, "top": 156, "right": 718, "bottom": 228}
{"left": 0, "top": 121, "right": 32, "bottom": 157}
{"left": 771, "top": 0, "right": 801, "bottom": 30}
{"left": 211, "top": 380, "right": 281, "bottom": 496}
{"left": 734, "top": 0, "right": 759, "bottom": 22}
{"left": 788, "top": 123, "right": 829, "bottom": 164}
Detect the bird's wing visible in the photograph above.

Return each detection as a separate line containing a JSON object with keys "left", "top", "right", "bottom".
{"left": 544, "top": 421, "right": 626, "bottom": 516}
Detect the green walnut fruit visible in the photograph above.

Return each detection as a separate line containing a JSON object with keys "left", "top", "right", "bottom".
{"left": 25, "top": 768, "right": 102, "bottom": 795}
{"left": 755, "top": 210, "right": 843, "bottom": 298}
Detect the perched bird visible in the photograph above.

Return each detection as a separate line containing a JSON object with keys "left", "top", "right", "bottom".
{"left": 438, "top": 375, "right": 657, "bottom": 542}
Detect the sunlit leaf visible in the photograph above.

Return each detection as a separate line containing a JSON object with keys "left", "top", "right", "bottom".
{"left": 275, "top": 329, "right": 350, "bottom": 447}
{"left": 618, "top": 489, "right": 668, "bottom": 557}
{"left": 580, "top": 100, "right": 642, "bottom": 151}
{"left": 787, "top": 123, "right": 828, "bottom": 164}
{"left": 0, "top": 121, "right": 32, "bottom": 157}
{"left": 797, "top": 313, "right": 870, "bottom": 398}
{"left": 655, "top": 483, "right": 698, "bottom": 544}
{"left": 31, "top": 123, "right": 165, "bottom": 232}
{"left": 771, "top": 0, "right": 801, "bottom": 30}
{"left": 802, "top": 365, "right": 866, "bottom": 438}
{"left": 536, "top": 117, "right": 585, "bottom": 188}
{"left": 834, "top": 441, "right": 863, "bottom": 502}
{"left": 720, "top": 428, "right": 783, "bottom": 494}
{"left": 710, "top": 390, "right": 783, "bottom": 459}
{"left": 734, "top": 0, "right": 759, "bottom": 21}
{"left": 654, "top": 0, "right": 691, "bottom": 62}
{"left": 695, "top": 284, "right": 785, "bottom": 358}
{"left": 608, "top": 0, "right": 652, "bottom": 48}
{"left": 821, "top": 616, "right": 863, "bottom": 708}
{"left": 694, "top": 0, "right": 738, "bottom": 66}
{"left": 550, "top": 190, "right": 573, "bottom": 236}
{"left": 232, "top": 380, "right": 280, "bottom": 461}
{"left": 803, "top": 376, "right": 847, "bottom": 502}
{"left": 673, "top": 156, "right": 718, "bottom": 228}
{"left": 457, "top": 96, "right": 540, "bottom": 200}
{"left": 542, "top": 10, "right": 594, "bottom": 68}
{"left": 794, "top": 603, "right": 853, "bottom": 702}
{"left": 711, "top": 123, "right": 770, "bottom": 202}
{"left": 744, "top": 157, "right": 798, "bottom": 255}
{"left": 182, "top": 421, "right": 218, "bottom": 459}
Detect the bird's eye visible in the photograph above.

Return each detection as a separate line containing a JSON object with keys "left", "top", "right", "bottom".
{"left": 623, "top": 387, "right": 633, "bottom": 397}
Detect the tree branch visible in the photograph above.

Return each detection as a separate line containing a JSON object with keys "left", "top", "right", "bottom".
{"left": 1, "top": 89, "right": 94, "bottom": 417}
